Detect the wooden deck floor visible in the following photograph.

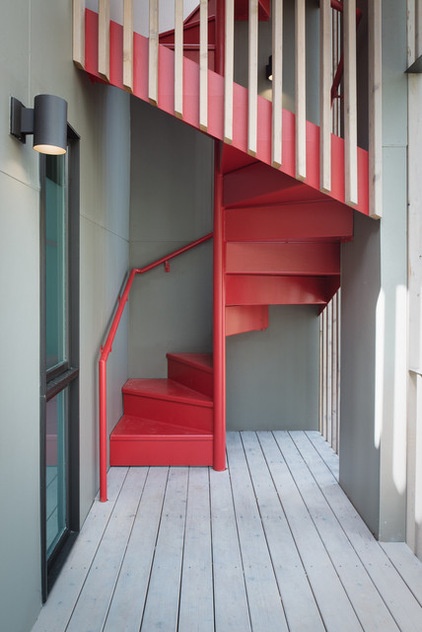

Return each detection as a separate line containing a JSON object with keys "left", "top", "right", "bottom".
{"left": 32, "top": 431, "right": 422, "bottom": 632}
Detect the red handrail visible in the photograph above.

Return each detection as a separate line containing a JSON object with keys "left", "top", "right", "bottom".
{"left": 98, "top": 232, "right": 213, "bottom": 501}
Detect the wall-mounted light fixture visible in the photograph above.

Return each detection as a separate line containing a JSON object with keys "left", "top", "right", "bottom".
{"left": 10, "top": 94, "right": 68, "bottom": 155}
{"left": 266, "top": 55, "right": 273, "bottom": 81}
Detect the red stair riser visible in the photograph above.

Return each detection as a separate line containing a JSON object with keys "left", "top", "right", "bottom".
{"left": 224, "top": 202, "right": 353, "bottom": 242}
{"left": 225, "top": 274, "right": 339, "bottom": 306}
{"left": 167, "top": 355, "right": 213, "bottom": 398}
{"left": 110, "top": 436, "right": 213, "bottom": 467}
{"left": 225, "top": 242, "right": 340, "bottom": 276}
{"left": 226, "top": 305, "right": 269, "bottom": 336}
{"left": 123, "top": 393, "right": 213, "bottom": 432}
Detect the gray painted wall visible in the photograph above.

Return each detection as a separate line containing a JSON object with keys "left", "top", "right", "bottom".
{"left": 227, "top": 306, "right": 320, "bottom": 431}
{"left": 0, "top": 3, "right": 130, "bottom": 630}
{"left": 340, "top": 213, "right": 381, "bottom": 536}
{"left": 339, "top": 0, "right": 408, "bottom": 541}
{"left": 129, "top": 99, "right": 214, "bottom": 377}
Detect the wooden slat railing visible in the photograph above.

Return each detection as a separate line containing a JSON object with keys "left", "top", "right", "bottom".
{"left": 72, "top": 0, "right": 382, "bottom": 218}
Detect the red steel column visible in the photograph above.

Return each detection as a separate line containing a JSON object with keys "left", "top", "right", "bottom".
{"left": 213, "top": 142, "right": 226, "bottom": 471}
{"left": 213, "top": 0, "right": 226, "bottom": 471}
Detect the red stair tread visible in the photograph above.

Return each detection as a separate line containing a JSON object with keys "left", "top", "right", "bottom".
{"left": 111, "top": 415, "right": 212, "bottom": 438}
{"left": 122, "top": 378, "right": 213, "bottom": 407}
{"left": 166, "top": 352, "right": 213, "bottom": 372}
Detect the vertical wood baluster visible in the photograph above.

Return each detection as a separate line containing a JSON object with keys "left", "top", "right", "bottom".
{"left": 320, "top": 0, "right": 331, "bottom": 191}
{"left": 248, "top": 0, "right": 258, "bottom": 156}
{"left": 224, "top": 0, "right": 234, "bottom": 143}
{"left": 123, "top": 0, "right": 133, "bottom": 92}
{"left": 368, "top": 0, "right": 382, "bottom": 217}
{"left": 199, "top": 0, "right": 208, "bottom": 130}
{"left": 73, "top": 0, "right": 85, "bottom": 69}
{"left": 295, "top": 0, "right": 306, "bottom": 180}
{"left": 174, "top": 0, "right": 184, "bottom": 117}
{"left": 271, "top": 0, "right": 283, "bottom": 167}
{"left": 344, "top": 0, "right": 358, "bottom": 205}
{"left": 98, "top": 0, "right": 110, "bottom": 80}
{"left": 149, "top": 0, "right": 159, "bottom": 105}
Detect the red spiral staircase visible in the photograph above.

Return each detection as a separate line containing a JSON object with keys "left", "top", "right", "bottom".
{"left": 76, "top": 2, "right": 369, "bottom": 479}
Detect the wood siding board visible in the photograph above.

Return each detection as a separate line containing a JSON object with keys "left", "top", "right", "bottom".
{"left": 98, "top": 0, "right": 110, "bottom": 79}
{"left": 248, "top": 0, "right": 258, "bottom": 156}
{"left": 199, "top": 0, "right": 208, "bottom": 130}
{"left": 148, "top": 0, "right": 159, "bottom": 105}
{"left": 224, "top": 0, "right": 235, "bottom": 143}
{"left": 73, "top": 0, "right": 85, "bottom": 68}
{"left": 174, "top": 0, "right": 184, "bottom": 117}
{"left": 368, "top": 0, "right": 382, "bottom": 218}
{"left": 272, "top": 0, "right": 283, "bottom": 167}
{"left": 123, "top": 0, "right": 133, "bottom": 91}
{"left": 295, "top": 0, "right": 306, "bottom": 180}
{"left": 344, "top": 0, "right": 358, "bottom": 205}
{"left": 320, "top": 0, "right": 331, "bottom": 191}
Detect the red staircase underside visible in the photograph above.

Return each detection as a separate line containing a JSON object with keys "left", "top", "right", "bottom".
{"left": 84, "top": 9, "right": 369, "bottom": 216}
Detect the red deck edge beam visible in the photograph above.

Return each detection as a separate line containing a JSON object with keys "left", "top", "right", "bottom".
{"left": 98, "top": 232, "right": 213, "bottom": 501}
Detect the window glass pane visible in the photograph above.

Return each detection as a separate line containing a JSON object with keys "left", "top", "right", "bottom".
{"left": 46, "top": 155, "right": 68, "bottom": 370}
{"left": 46, "top": 388, "right": 68, "bottom": 558}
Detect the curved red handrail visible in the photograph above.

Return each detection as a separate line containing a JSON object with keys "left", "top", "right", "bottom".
{"left": 98, "top": 232, "right": 213, "bottom": 501}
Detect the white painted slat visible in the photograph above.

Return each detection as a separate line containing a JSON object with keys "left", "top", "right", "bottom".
{"left": 295, "top": 432, "right": 422, "bottom": 631}
{"left": 123, "top": 0, "right": 133, "bottom": 92}
{"left": 242, "top": 432, "right": 325, "bottom": 631}
{"left": 72, "top": 0, "right": 85, "bottom": 69}
{"left": 344, "top": 0, "right": 358, "bottom": 205}
{"left": 209, "top": 466, "right": 251, "bottom": 631}
{"left": 326, "top": 300, "right": 333, "bottom": 447}
{"left": 226, "top": 433, "right": 289, "bottom": 631}
{"left": 288, "top": 432, "right": 401, "bottom": 632}
{"left": 66, "top": 468, "right": 147, "bottom": 632}
{"left": 295, "top": 0, "right": 306, "bottom": 180}
{"left": 368, "top": 0, "right": 382, "bottom": 217}
{"left": 103, "top": 468, "right": 169, "bottom": 631}
{"left": 178, "top": 468, "right": 214, "bottom": 631}
{"left": 248, "top": 0, "right": 258, "bottom": 156}
{"left": 261, "top": 431, "right": 362, "bottom": 631}
{"left": 199, "top": 0, "right": 208, "bottom": 131}
{"left": 141, "top": 468, "right": 188, "bottom": 630}
{"left": 271, "top": 0, "right": 283, "bottom": 167}
{"left": 98, "top": 0, "right": 110, "bottom": 80}
{"left": 224, "top": 0, "right": 234, "bottom": 143}
{"left": 148, "top": 0, "right": 159, "bottom": 105}
{"left": 174, "top": 0, "right": 184, "bottom": 118}
{"left": 320, "top": 0, "right": 331, "bottom": 191}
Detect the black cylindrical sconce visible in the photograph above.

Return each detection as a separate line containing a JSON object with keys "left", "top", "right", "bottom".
{"left": 10, "top": 94, "right": 68, "bottom": 155}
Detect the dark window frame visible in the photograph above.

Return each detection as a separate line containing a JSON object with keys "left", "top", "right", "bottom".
{"left": 40, "top": 124, "right": 80, "bottom": 601}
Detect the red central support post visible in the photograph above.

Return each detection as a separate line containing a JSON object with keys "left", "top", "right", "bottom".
{"left": 213, "top": 0, "right": 226, "bottom": 471}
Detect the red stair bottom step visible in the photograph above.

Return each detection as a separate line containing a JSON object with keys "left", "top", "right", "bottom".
{"left": 110, "top": 415, "right": 213, "bottom": 466}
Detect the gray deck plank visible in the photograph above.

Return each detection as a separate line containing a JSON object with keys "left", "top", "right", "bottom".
{"left": 31, "top": 467, "right": 129, "bottom": 632}
{"left": 140, "top": 467, "right": 189, "bottom": 631}
{"left": 293, "top": 431, "right": 422, "bottom": 632}
{"left": 103, "top": 467, "right": 169, "bottom": 632}
{"left": 209, "top": 464, "right": 252, "bottom": 632}
{"left": 241, "top": 431, "right": 325, "bottom": 632}
{"left": 31, "top": 433, "right": 422, "bottom": 632}
{"left": 287, "top": 431, "right": 400, "bottom": 632}
{"left": 66, "top": 468, "right": 148, "bottom": 632}
{"left": 261, "top": 431, "right": 363, "bottom": 632}
{"left": 226, "top": 432, "right": 289, "bottom": 632}
{"left": 178, "top": 468, "right": 214, "bottom": 632}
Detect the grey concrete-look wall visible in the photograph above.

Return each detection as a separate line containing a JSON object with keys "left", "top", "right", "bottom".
{"left": 129, "top": 99, "right": 214, "bottom": 377}
{"left": 340, "top": 0, "right": 408, "bottom": 541}
{"left": 0, "top": 3, "right": 130, "bottom": 631}
{"left": 227, "top": 306, "right": 320, "bottom": 431}
{"left": 340, "top": 213, "right": 381, "bottom": 536}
